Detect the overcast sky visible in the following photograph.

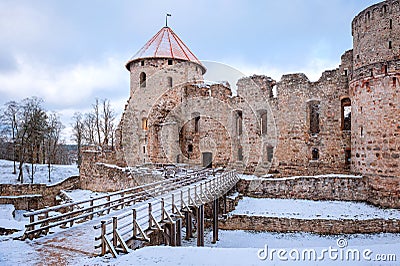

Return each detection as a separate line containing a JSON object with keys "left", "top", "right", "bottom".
{"left": 0, "top": 0, "right": 379, "bottom": 143}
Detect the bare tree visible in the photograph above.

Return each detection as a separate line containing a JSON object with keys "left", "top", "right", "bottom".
{"left": 14, "top": 97, "right": 48, "bottom": 183}
{"left": 101, "top": 99, "right": 115, "bottom": 148}
{"left": 93, "top": 98, "right": 102, "bottom": 146}
{"left": 72, "top": 112, "right": 84, "bottom": 167}
{"left": 83, "top": 112, "right": 96, "bottom": 145}
{"left": 46, "top": 112, "right": 63, "bottom": 181}
{"left": 1, "top": 101, "right": 19, "bottom": 174}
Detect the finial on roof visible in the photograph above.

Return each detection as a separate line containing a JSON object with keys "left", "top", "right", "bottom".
{"left": 165, "top": 13, "right": 172, "bottom": 27}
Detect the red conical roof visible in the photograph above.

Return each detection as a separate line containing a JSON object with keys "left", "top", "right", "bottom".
{"left": 126, "top": 27, "right": 206, "bottom": 73}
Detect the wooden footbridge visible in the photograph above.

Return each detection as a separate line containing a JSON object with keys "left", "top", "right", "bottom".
{"left": 22, "top": 168, "right": 239, "bottom": 259}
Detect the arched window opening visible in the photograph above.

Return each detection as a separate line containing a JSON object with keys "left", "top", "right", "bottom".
{"left": 341, "top": 98, "right": 351, "bottom": 131}
{"left": 168, "top": 59, "right": 173, "bottom": 65}
{"left": 192, "top": 112, "right": 200, "bottom": 133}
{"left": 167, "top": 77, "right": 173, "bottom": 87}
{"left": 366, "top": 11, "right": 370, "bottom": 21}
{"left": 308, "top": 101, "right": 320, "bottom": 135}
{"left": 140, "top": 72, "right": 146, "bottom": 87}
{"left": 267, "top": 146, "right": 274, "bottom": 162}
{"left": 140, "top": 60, "right": 144, "bottom": 66}
{"left": 238, "top": 146, "right": 243, "bottom": 161}
{"left": 260, "top": 111, "right": 268, "bottom": 135}
{"left": 312, "top": 148, "right": 319, "bottom": 161}
{"left": 142, "top": 118, "right": 148, "bottom": 130}
{"left": 188, "top": 144, "right": 193, "bottom": 153}
{"left": 345, "top": 148, "right": 351, "bottom": 165}
{"left": 389, "top": 19, "right": 393, "bottom": 29}
{"left": 389, "top": 41, "right": 392, "bottom": 49}
{"left": 235, "top": 110, "right": 243, "bottom": 136}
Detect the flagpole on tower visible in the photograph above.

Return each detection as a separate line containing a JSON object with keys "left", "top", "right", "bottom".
{"left": 166, "top": 13, "right": 171, "bottom": 27}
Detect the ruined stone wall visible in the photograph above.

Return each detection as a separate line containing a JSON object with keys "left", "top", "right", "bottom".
{"left": 236, "top": 175, "right": 400, "bottom": 209}
{"left": 366, "top": 175, "right": 400, "bottom": 208}
{"left": 236, "top": 176, "right": 367, "bottom": 202}
{"left": 256, "top": 66, "right": 351, "bottom": 176}
{"left": 220, "top": 215, "right": 400, "bottom": 234}
{"left": 0, "top": 175, "right": 80, "bottom": 209}
{"left": 80, "top": 147, "right": 163, "bottom": 191}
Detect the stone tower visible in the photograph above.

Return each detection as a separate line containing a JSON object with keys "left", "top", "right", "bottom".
{"left": 350, "top": 0, "right": 400, "bottom": 205}
{"left": 117, "top": 26, "right": 206, "bottom": 167}
{"left": 350, "top": 0, "right": 400, "bottom": 176}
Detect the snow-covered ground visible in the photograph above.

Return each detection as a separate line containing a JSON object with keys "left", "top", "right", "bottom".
{"left": 232, "top": 197, "right": 400, "bottom": 220}
{"left": 0, "top": 168, "right": 398, "bottom": 265}
{"left": 81, "top": 230, "right": 400, "bottom": 266}
{"left": 0, "top": 159, "right": 78, "bottom": 184}
{"left": 0, "top": 205, "right": 26, "bottom": 232}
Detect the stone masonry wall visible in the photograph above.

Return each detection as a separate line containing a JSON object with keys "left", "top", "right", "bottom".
{"left": 220, "top": 215, "right": 400, "bottom": 234}
{"left": 0, "top": 175, "right": 80, "bottom": 209}
{"left": 237, "top": 174, "right": 400, "bottom": 209}
{"left": 236, "top": 175, "right": 368, "bottom": 202}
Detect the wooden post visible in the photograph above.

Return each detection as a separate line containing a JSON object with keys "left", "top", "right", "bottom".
{"left": 28, "top": 215, "right": 34, "bottom": 240}
{"left": 171, "top": 194, "right": 175, "bottom": 215}
{"left": 121, "top": 192, "right": 125, "bottom": 209}
{"left": 176, "top": 218, "right": 182, "bottom": 246}
{"left": 194, "top": 185, "right": 198, "bottom": 203}
{"left": 196, "top": 205, "right": 204, "bottom": 247}
{"left": 170, "top": 222, "right": 176, "bottom": 246}
{"left": 212, "top": 198, "right": 219, "bottom": 244}
{"left": 223, "top": 194, "right": 227, "bottom": 214}
{"left": 112, "top": 216, "right": 117, "bottom": 248}
{"left": 180, "top": 190, "right": 184, "bottom": 210}
{"left": 89, "top": 199, "right": 94, "bottom": 220}
{"left": 101, "top": 220, "right": 106, "bottom": 255}
{"left": 185, "top": 211, "right": 192, "bottom": 240}
{"left": 161, "top": 198, "right": 165, "bottom": 221}
{"left": 132, "top": 209, "right": 137, "bottom": 239}
{"left": 43, "top": 209, "right": 49, "bottom": 235}
{"left": 148, "top": 202, "right": 152, "bottom": 229}
{"left": 188, "top": 187, "right": 191, "bottom": 206}
{"left": 107, "top": 195, "right": 111, "bottom": 214}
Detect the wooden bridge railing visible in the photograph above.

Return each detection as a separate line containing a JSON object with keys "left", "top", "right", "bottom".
{"left": 22, "top": 168, "right": 213, "bottom": 240}
{"left": 93, "top": 170, "right": 239, "bottom": 257}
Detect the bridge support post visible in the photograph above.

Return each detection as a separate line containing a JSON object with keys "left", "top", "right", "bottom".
{"left": 101, "top": 220, "right": 106, "bottom": 256}
{"left": 176, "top": 218, "right": 182, "bottom": 246}
{"left": 212, "top": 198, "right": 219, "bottom": 244}
{"left": 197, "top": 205, "right": 204, "bottom": 247}
{"left": 112, "top": 216, "right": 117, "bottom": 247}
{"left": 223, "top": 194, "right": 227, "bottom": 214}
{"left": 185, "top": 211, "right": 192, "bottom": 240}
{"left": 170, "top": 222, "right": 176, "bottom": 246}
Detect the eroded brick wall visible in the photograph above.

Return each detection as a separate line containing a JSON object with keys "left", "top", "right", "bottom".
{"left": 0, "top": 175, "right": 80, "bottom": 209}
{"left": 237, "top": 176, "right": 367, "bottom": 202}
{"left": 220, "top": 215, "right": 400, "bottom": 234}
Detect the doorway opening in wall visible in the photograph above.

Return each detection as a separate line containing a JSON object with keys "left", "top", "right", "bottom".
{"left": 202, "top": 152, "right": 213, "bottom": 168}
{"left": 341, "top": 98, "right": 351, "bottom": 131}
{"left": 345, "top": 148, "right": 351, "bottom": 165}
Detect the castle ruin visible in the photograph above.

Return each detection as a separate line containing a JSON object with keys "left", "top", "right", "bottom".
{"left": 80, "top": 0, "right": 399, "bottom": 208}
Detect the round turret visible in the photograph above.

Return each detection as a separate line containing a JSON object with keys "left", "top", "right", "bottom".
{"left": 350, "top": 0, "right": 400, "bottom": 177}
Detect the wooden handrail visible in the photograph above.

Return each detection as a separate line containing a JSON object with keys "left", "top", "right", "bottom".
{"left": 23, "top": 168, "right": 214, "bottom": 239}
{"left": 93, "top": 170, "right": 239, "bottom": 256}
